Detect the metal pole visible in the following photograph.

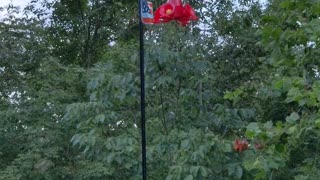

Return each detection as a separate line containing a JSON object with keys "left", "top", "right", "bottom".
{"left": 138, "top": 0, "right": 147, "bottom": 179}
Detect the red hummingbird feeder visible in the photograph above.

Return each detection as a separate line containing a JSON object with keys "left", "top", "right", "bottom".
{"left": 153, "top": 0, "right": 198, "bottom": 26}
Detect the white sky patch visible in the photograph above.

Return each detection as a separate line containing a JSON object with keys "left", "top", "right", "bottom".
{"left": 0, "top": 0, "right": 29, "bottom": 8}
{"left": 0, "top": 0, "right": 30, "bottom": 18}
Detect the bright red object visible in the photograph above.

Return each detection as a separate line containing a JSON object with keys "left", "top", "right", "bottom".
{"left": 153, "top": 0, "right": 198, "bottom": 26}
{"left": 233, "top": 139, "right": 249, "bottom": 152}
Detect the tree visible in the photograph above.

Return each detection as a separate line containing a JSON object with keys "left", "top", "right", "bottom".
{"left": 2, "top": 0, "right": 320, "bottom": 179}
{"left": 237, "top": 0, "right": 320, "bottom": 179}
{"left": 0, "top": 4, "right": 85, "bottom": 179}
{"left": 64, "top": 0, "right": 266, "bottom": 179}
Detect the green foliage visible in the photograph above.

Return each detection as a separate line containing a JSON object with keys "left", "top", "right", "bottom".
{"left": 234, "top": 0, "right": 320, "bottom": 178}
{"left": 2, "top": 0, "right": 320, "bottom": 179}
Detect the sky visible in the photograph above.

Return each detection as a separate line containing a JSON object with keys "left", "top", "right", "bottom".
{"left": 0, "top": 0, "right": 268, "bottom": 8}
{"left": 0, "top": 0, "right": 268, "bottom": 19}
{"left": 0, "top": 0, "right": 29, "bottom": 8}
{"left": 0, "top": 0, "right": 31, "bottom": 19}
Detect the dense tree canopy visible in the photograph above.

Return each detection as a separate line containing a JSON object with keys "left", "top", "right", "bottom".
{"left": 1, "top": 0, "right": 320, "bottom": 179}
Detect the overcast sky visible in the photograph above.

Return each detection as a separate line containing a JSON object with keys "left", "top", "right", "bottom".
{"left": 0, "top": 0, "right": 267, "bottom": 8}
{"left": 0, "top": 0, "right": 29, "bottom": 8}
{"left": 0, "top": 0, "right": 32, "bottom": 19}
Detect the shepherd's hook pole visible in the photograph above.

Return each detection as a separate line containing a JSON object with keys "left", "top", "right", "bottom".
{"left": 138, "top": 0, "right": 147, "bottom": 179}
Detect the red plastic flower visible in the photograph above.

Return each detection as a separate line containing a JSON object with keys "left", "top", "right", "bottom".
{"left": 153, "top": 0, "right": 198, "bottom": 26}
{"left": 233, "top": 139, "right": 249, "bottom": 152}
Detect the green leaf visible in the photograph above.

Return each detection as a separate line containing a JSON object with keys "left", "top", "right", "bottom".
{"left": 71, "top": 134, "right": 82, "bottom": 146}
{"left": 95, "top": 114, "right": 105, "bottom": 123}
{"left": 243, "top": 158, "right": 256, "bottom": 171}
{"left": 190, "top": 166, "right": 200, "bottom": 177}
{"left": 222, "top": 142, "right": 232, "bottom": 152}
{"left": 246, "top": 122, "right": 262, "bottom": 137}
{"left": 286, "top": 88, "right": 303, "bottom": 103}
{"left": 184, "top": 175, "right": 193, "bottom": 180}
{"left": 200, "top": 167, "right": 208, "bottom": 177}
{"left": 286, "top": 112, "right": 300, "bottom": 123}
{"left": 246, "top": 130, "right": 256, "bottom": 138}
{"left": 294, "top": 175, "right": 309, "bottom": 180}
{"left": 287, "top": 125, "right": 297, "bottom": 135}
{"left": 166, "top": 175, "right": 173, "bottom": 180}
{"left": 181, "top": 139, "right": 191, "bottom": 150}
{"left": 315, "top": 119, "right": 320, "bottom": 127}
{"left": 235, "top": 166, "right": 243, "bottom": 179}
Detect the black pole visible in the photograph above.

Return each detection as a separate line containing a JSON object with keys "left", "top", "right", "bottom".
{"left": 138, "top": 0, "right": 147, "bottom": 180}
